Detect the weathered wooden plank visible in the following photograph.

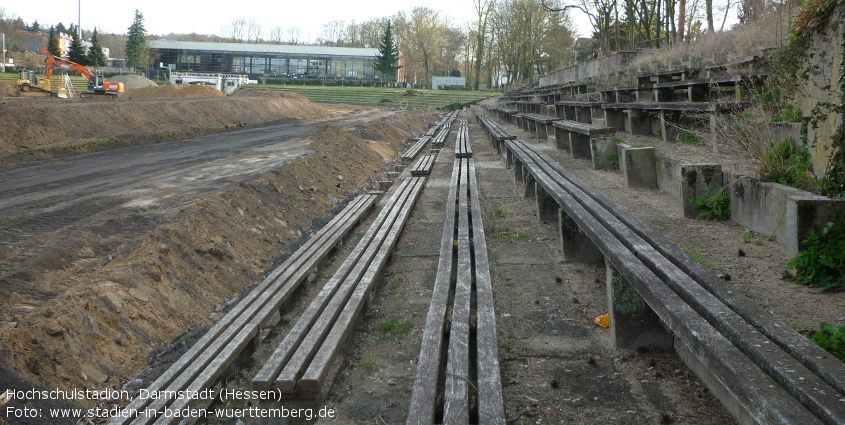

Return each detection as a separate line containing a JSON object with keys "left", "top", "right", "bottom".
{"left": 522, "top": 143, "right": 845, "bottom": 423}
{"left": 407, "top": 160, "right": 461, "bottom": 424}
{"left": 444, "top": 160, "right": 472, "bottom": 424}
{"left": 411, "top": 155, "right": 435, "bottom": 176}
{"left": 552, "top": 120, "right": 615, "bottom": 137}
{"left": 466, "top": 160, "right": 506, "bottom": 424}
{"left": 299, "top": 177, "right": 427, "bottom": 393}
{"left": 111, "top": 195, "right": 374, "bottom": 425}
{"left": 252, "top": 181, "right": 414, "bottom": 391}
{"left": 152, "top": 325, "right": 259, "bottom": 425}
{"left": 274, "top": 177, "right": 423, "bottom": 394}
{"left": 508, "top": 141, "right": 829, "bottom": 425}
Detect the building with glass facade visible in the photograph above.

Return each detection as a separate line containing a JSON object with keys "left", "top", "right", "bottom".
{"left": 149, "top": 40, "right": 383, "bottom": 81}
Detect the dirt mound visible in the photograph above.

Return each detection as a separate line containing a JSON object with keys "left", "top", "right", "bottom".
{"left": 0, "top": 94, "right": 331, "bottom": 155}
{"left": 0, "top": 110, "right": 436, "bottom": 408}
{"left": 121, "top": 84, "right": 226, "bottom": 100}
{"left": 108, "top": 74, "right": 157, "bottom": 90}
{"left": 230, "top": 87, "right": 284, "bottom": 98}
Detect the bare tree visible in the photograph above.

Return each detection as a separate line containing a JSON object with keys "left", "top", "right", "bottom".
{"left": 246, "top": 18, "right": 262, "bottom": 43}
{"left": 287, "top": 26, "right": 301, "bottom": 45}
{"left": 270, "top": 26, "right": 284, "bottom": 44}
{"left": 472, "top": 0, "right": 496, "bottom": 89}
{"left": 319, "top": 20, "right": 346, "bottom": 46}
{"left": 222, "top": 18, "right": 246, "bottom": 43}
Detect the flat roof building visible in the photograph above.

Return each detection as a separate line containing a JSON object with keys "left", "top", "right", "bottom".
{"left": 150, "top": 40, "right": 384, "bottom": 81}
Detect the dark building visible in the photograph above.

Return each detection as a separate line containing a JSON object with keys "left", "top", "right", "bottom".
{"left": 149, "top": 40, "right": 382, "bottom": 81}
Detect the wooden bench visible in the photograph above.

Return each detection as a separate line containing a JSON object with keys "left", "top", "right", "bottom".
{"left": 252, "top": 175, "right": 427, "bottom": 398}
{"left": 108, "top": 194, "right": 377, "bottom": 425}
{"left": 455, "top": 119, "right": 472, "bottom": 158}
{"left": 401, "top": 136, "right": 431, "bottom": 162}
{"left": 411, "top": 154, "right": 436, "bottom": 176}
{"left": 518, "top": 112, "right": 559, "bottom": 140}
{"left": 407, "top": 157, "right": 504, "bottom": 424}
{"left": 552, "top": 120, "right": 617, "bottom": 169}
{"left": 476, "top": 114, "right": 516, "bottom": 154}
{"left": 602, "top": 101, "right": 745, "bottom": 146}
{"left": 554, "top": 100, "right": 601, "bottom": 124}
{"left": 495, "top": 107, "right": 519, "bottom": 124}
{"left": 502, "top": 139, "right": 845, "bottom": 425}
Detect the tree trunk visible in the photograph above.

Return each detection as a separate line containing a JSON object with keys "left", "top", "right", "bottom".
{"left": 677, "top": 0, "right": 686, "bottom": 43}
{"left": 706, "top": 0, "right": 715, "bottom": 33}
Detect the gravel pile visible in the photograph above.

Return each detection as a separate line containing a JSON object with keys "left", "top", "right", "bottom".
{"left": 109, "top": 74, "right": 158, "bottom": 90}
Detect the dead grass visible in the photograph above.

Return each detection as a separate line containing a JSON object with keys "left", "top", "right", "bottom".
{"left": 630, "top": 13, "right": 794, "bottom": 70}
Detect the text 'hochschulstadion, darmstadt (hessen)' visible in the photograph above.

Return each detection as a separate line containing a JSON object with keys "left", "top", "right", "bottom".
{"left": 2, "top": 388, "right": 337, "bottom": 421}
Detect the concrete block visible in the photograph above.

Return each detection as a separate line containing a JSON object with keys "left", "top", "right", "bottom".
{"left": 605, "top": 109, "right": 626, "bottom": 132}
{"left": 726, "top": 172, "right": 801, "bottom": 245}
{"left": 786, "top": 194, "right": 845, "bottom": 258}
{"left": 590, "top": 137, "right": 618, "bottom": 170}
{"left": 606, "top": 265, "right": 673, "bottom": 350}
{"left": 680, "top": 164, "right": 724, "bottom": 218}
{"left": 523, "top": 172, "right": 536, "bottom": 198}
{"left": 536, "top": 122, "right": 548, "bottom": 140}
{"left": 570, "top": 133, "right": 592, "bottom": 159}
{"left": 559, "top": 210, "right": 603, "bottom": 264}
{"left": 628, "top": 109, "right": 652, "bottom": 136}
{"left": 378, "top": 180, "right": 393, "bottom": 191}
{"left": 575, "top": 107, "right": 591, "bottom": 124}
{"left": 535, "top": 183, "right": 559, "bottom": 222}
{"left": 618, "top": 145, "right": 657, "bottom": 189}
{"left": 555, "top": 128, "right": 571, "bottom": 152}
{"left": 656, "top": 156, "right": 681, "bottom": 198}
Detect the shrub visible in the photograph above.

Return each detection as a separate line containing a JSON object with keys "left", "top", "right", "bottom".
{"left": 679, "top": 132, "right": 704, "bottom": 145}
{"left": 761, "top": 139, "right": 814, "bottom": 190}
{"left": 810, "top": 322, "right": 845, "bottom": 363}
{"left": 788, "top": 222, "right": 845, "bottom": 290}
{"left": 694, "top": 188, "right": 731, "bottom": 221}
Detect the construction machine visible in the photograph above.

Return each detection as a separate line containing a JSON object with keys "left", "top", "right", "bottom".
{"left": 5, "top": 68, "right": 66, "bottom": 97}
{"left": 44, "top": 56, "right": 124, "bottom": 98}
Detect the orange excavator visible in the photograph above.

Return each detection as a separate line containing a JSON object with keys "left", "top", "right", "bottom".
{"left": 45, "top": 55, "right": 125, "bottom": 98}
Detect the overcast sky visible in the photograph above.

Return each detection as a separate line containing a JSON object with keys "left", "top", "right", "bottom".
{"left": 5, "top": 1, "right": 597, "bottom": 42}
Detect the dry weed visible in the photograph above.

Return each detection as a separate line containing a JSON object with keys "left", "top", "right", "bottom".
{"left": 630, "top": 13, "right": 794, "bottom": 70}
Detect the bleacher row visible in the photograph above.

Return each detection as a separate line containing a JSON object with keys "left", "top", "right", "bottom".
{"left": 493, "top": 53, "right": 768, "bottom": 148}
{"left": 109, "top": 109, "right": 508, "bottom": 424}
{"left": 474, "top": 94, "right": 845, "bottom": 424}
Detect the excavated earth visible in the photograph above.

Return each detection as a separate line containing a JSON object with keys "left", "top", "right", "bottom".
{"left": 0, "top": 86, "right": 842, "bottom": 425}
{"left": 0, "top": 86, "right": 439, "bottom": 423}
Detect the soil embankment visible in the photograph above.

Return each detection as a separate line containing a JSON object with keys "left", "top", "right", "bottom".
{"left": 0, "top": 87, "right": 439, "bottom": 415}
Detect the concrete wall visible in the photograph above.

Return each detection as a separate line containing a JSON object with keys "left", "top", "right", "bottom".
{"left": 656, "top": 156, "right": 682, "bottom": 198}
{"left": 797, "top": 8, "right": 843, "bottom": 177}
{"left": 539, "top": 52, "right": 639, "bottom": 87}
{"left": 724, "top": 172, "right": 802, "bottom": 244}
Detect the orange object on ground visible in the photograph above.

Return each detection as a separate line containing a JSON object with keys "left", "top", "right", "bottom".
{"left": 594, "top": 313, "right": 609, "bottom": 328}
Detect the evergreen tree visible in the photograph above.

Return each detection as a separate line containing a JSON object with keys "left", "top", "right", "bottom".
{"left": 47, "top": 26, "right": 61, "bottom": 57}
{"left": 56, "top": 22, "right": 67, "bottom": 35}
{"left": 372, "top": 20, "right": 401, "bottom": 85}
{"left": 125, "top": 10, "right": 149, "bottom": 71}
{"left": 67, "top": 25, "right": 88, "bottom": 65}
{"left": 87, "top": 29, "right": 108, "bottom": 67}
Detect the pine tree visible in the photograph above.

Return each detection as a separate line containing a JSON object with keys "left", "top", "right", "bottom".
{"left": 87, "top": 29, "right": 108, "bottom": 67}
{"left": 372, "top": 20, "right": 401, "bottom": 85}
{"left": 67, "top": 25, "right": 88, "bottom": 65}
{"left": 56, "top": 23, "right": 67, "bottom": 35}
{"left": 125, "top": 10, "right": 149, "bottom": 71}
{"left": 47, "top": 26, "right": 61, "bottom": 57}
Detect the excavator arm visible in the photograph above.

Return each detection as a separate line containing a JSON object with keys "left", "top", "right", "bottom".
{"left": 45, "top": 56, "right": 95, "bottom": 80}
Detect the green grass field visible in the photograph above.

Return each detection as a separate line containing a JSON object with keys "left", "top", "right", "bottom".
{"left": 0, "top": 73, "right": 89, "bottom": 94}
{"left": 261, "top": 84, "right": 496, "bottom": 109}
{"left": 2, "top": 73, "right": 495, "bottom": 109}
